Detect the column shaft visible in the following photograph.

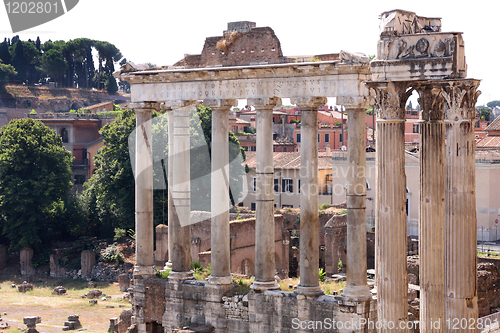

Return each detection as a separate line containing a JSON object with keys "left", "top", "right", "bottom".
{"left": 208, "top": 99, "right": 237, "bottom": 285}
{"left": 134, "top": 103, "right": 155, "bottom": 276}
{"left": 165, "top": 109, "right": 174, "bottom": 270}
{"left": 169, "top": 104, "right": 194, "bottom": 280}
{"left": 443, "top": 81, "right": 480, "bottom": 331}
{"left": 250, "top": 97, "right": 281, "bottom": 291}
{"left": 418, "top": 85, "right": 446, "bottom": 333}
{"left": 342, "top": 108, "right": 371, "bottom": 301}
{"left": 373, "top": 82, "right": 409, "bottom": 331}
{"left": 293, "top": 97, "right": 326, "bottom": 296}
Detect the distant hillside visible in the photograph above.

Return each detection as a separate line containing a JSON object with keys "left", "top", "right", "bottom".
{"left": 0, "top": 85, "right": 130, "bottom": 112}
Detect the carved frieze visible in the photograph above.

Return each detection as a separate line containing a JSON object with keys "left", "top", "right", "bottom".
{"left": 378, "top": 33, "right": 462, "bottom": 61}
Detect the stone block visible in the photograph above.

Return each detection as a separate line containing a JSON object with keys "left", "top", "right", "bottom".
{"left": 20, "top": 248, "right": 35, "bottom": 276}
{"left": 119, "top": 273, "right": 130, "bottom": 292}
{"left": 81, "top": 250, "right": 96, "bottom": 278}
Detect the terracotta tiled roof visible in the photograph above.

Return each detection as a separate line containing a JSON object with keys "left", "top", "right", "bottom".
{"left": 244, "top": 152, "right": 332, "bottom": 169}
{"left": 485, "top": 116, "right": 500, "bottom": 131}
{"left": 476, "top": 135, "right": 500, "bottom": 148}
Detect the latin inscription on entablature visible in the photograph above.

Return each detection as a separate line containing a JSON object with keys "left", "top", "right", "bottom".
{"left": 130, "top": 75, "right": 369, "bottom": 102}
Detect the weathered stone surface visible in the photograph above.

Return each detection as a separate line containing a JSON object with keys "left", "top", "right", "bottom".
{"left": 119, "top": 273, "right": 130, "bottom": 292}
{"left": 478, "top": 262, "right": 500, "bottom": 317}
{"left": 17, "top": 282, "right": 33, "bottom": 293}
{"left": 86, "top": 289, "right": 103, "bottom": 299}
{"left": 20, "top": 248, "right": 35, "bottom": 276}
{"left": 52, "top": 286, "right": 67, "bottom": 295}
{"left": 117, "top": 309, "right": 132, "bottom": 333}
{"left": 81, "top": 250, "right": 96, "bottom": 278}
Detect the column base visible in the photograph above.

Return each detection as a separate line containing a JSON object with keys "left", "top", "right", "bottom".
{"left": 168, "top": 270, "right": 195, "bottom": 281}
{"left": 133, "top": 265, "right": 156, "bottom": 277}
{"left": 207, "top": 275, "right": 233, "bottom": 285}
{"left": 341, "top": 285, "right": 372, "bottom": 301}
{"left": 250, "top": 280, "right": 280, "bottom": 291}
{"left": 294, "top": 285, "right": 323, "bottom": 297}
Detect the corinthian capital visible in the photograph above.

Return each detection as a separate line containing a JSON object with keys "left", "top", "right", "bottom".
{"left": 442, "top": 80, "right": 481, "bottom": 121}
{"left": 370, "top": 82, "right": 411, "bottom": 120}
{"left": 415, "top": 83, "right": 446, "bottom": 121}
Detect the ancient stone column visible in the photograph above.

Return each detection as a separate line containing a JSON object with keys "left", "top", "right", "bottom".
{"left": 338, "top": 98, "right": 372, "bottom": 301}
{"left": 416, "top": 84, "right": 446, "bottom": 332}
{"left": 164, "top": 107, "right": 175, "bottom": 271}
{"left": 372, "top": 82, "right": 410, "bottom": 331}
{"left": 205, "top": 99, "right": 237, "bottom": 285}
{"left": 133, "top": 102, "right": 155, "bottom": 276}
{"left": 292, "top": 96, "right": 327, "bottom": 296}
{"left": 168, "top": 101, "right": 197, "bottom": 280}
{"left": 249, "top": 97, "right": 281, "bottom": 291}
{"left": 442, "top": 80, "right": 481, "bottom": 329}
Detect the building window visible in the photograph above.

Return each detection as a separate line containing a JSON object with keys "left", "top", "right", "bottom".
{"left": 413, "top": 123, "right": 419, "bottom": 133}
{"left": 282, "top": 178, "right": 293, "bottom": 193}
{"left": 318, "top": 133, "right": 321, "bottom": 143}
{"left": 296, "top": 133, "right": 301, "bottom": 143}
{"left": 61, "top": 128, "right": 69, "bottom": 143}
{"left": 251, "top": 202, "right": 256, "bottom": 211}
{"left": 339, "top": 133, "right": 343, "bottom": 143}
{"left": 325, "top": 133, "right": 330, "bottom": 143}
{"left": 252, "top": 177, "right": 257, "bottom": 192}
{"left": 282, "top": 204, "right": 293, "bottom": 208}
{"left": 274, "top": 178, "right": 280, "bottom": 192}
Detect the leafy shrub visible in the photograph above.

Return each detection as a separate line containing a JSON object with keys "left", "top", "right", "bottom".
{"left": 319, "top": 203, "right": 330, "bottom": 210}
{"left": 113, "top": 228, "right": 127, "bottom": 241}
{"left": 319, "top": 268, "right": 326, "bottom": 282}
{"left": 155, "top": 268, "right": 170, "bottom": 279}
{"left": 100, "top": 243, "right": 124, "bottom": 264}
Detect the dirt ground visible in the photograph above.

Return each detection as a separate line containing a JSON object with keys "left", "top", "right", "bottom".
{"left": 0, "top": 240, "right": 136, "bottom": 333}
{"left": 0, "top": 279, "right": 130, "bottom": 333}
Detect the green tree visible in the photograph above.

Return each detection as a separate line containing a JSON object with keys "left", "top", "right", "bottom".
{"left": 105, "top": 74, "right": 118, "bottom": 93}
{"left": 0, "top": 39, "right": 11, "bottom": 65}
{"left": 40, "top": 49, "right": 67, "bottom": 85}
{"left": 0, "top": 60, "right": 16, "bottom": 88}
{"left": 487, "top": 100, "right": 500, "bottom": 108}
{"left": 0, "top": 119, "right": 73, "bottom": 250}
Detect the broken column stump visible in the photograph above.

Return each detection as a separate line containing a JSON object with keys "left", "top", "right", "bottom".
{"left": 62, "top": 315, "right": 82, "bottom": 331}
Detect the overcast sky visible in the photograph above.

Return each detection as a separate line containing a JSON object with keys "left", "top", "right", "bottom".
{"left": 1, "top": 0, "right": 497, "bottom": 106}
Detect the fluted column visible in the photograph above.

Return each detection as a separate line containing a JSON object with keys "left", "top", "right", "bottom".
{"left": 337, "top": 97, "right": 372, "bottom": 301}
{"left": 372, "top": 82, "right": 411, "bottom": 331}
{"left": 132, "top": 102, "right": 156, "bottom": 276}
{"left": 292, "top": 96, "right": 327, "bottom": 297}
{"left": 205, "top": 99, "right": 237, "bottom": 285}
{"left": 167, "top": 100, "right": 197, "bottom": 281}
{"left": 443, "top": 80, "right": 480, "bottom": 331}
{"left": 249, "top": 97, "right": 282, "bottom": 291}
{"left": 417, "top": 84, "right": 446, "bottom": 332}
